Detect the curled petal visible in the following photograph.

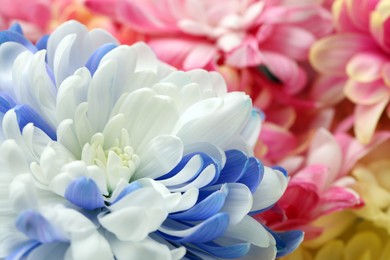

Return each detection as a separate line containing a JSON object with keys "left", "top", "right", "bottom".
{"left": 251, "top": 167, "right": 288, "bottom": 212}
{"left": 354, "top": 96, "right": 390, "bottom": 144}
{"left": 346, "top": 52, "right": 387, "bottom": 83}
{"left": 344, "top": 79, "right": 389, "bottom": 105}
{"left": 310, "top": 34, "right": 377, "bottom": 75}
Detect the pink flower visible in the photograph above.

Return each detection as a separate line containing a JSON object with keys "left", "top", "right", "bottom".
{"left": 310, "top": 0, "right": 390, "bottom": 144}
{"left": 86, "top": 0, "right": 333, "bottom": 94}
{"left": 255, "top": 127, "right": 390, "bottom": 239}
{"left": 0, "top": 0, "right": 124, "bottom": 42}
{"left": 0, "top": 0, "right": 51, "bottom": 40}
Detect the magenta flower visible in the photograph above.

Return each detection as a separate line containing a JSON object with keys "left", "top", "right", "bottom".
{"left": 85, "top": 0, "right": 333, "bottom": 94}
{"left": 310, "top": 0, "right": 390, "bottom": 144}
{"left": 255, "top": 127, "right": 390, "bottom": 239}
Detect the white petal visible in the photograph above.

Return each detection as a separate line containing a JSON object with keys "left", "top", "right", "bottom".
{"left": 157, "top": 154, "right": 205, "bottom": 186}
{"left": 129, "top": 95, "right": 179, "bottom": 150}
{"left": 101, "top": 188, "right": 167, "bottom": 241}
{"left": 169, "top": 164, "right": 217, "bottom": 192}
{"left": 9, "top": 174, "right": 38, "bottom": 212}
{"left": 69, "top": 231, "right": 113, "bottom": 260}
{"left": 0, "top": 42, "right": 28, "bottom": 97}
{"left": 56, "top": 68, "right": 90, "bottom": 122}
{"left": 57, "top": 119, "right": 82, "bottom": 157}
{"left": 251, "top": 167, "right": 288, "bottom": 212}
{"left": 220, "top": 183, "right": 253, "bottom": 226}
{"left": 109, "top": 235, "right": 180, "bottom": 260}
{"left": 87, "top": 59, "right": 119, "bottom": 132}
{"left": 0, "top": 139, "right": 29, "bottom": 175}
{"left": 135, "top": 135, "right": 183, "bottom": 180}
{"left": 50, "top": 162, "right": 107, "bottom": 196}
{"left": 27, "top": 243, "right": 68, "bottom": 260}
{"left": 47, "top": 20, "right": 117, "bottom": 86}
{"left": 138, "top": 179, "right": 198, "bottom": 213}
{"left": 174, "top": 92, "right": 251, "bottom": 148}
{"left": 223, "top": 215, "right": 274, "bottom": 248}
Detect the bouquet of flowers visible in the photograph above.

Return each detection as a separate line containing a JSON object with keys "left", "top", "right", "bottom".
{"left": 0, "top": 0, "right": 389, "bottom": 259}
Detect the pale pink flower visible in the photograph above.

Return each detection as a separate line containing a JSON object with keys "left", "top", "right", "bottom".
{"left": 85, "top": 0, "right": 333, "bottom": 94}
{"left": 310, "top": 0, "right": 390, "bottom": 144}
{"left": 0, "top": 0, "right": 123, "bottom": 42}
{"left": 255, "top": 127, "right": 390, "bottom": 239}
{"left": 0, "top": 0, "right": 51, "bottom": 40}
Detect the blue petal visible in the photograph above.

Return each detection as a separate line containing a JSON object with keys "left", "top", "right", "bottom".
{"left": 237, "top": 157, "right": 263, "bottom": 193}
{"left": 111, "top": 181, "right": 142, "bottom": 204}
{"left": 14, "top": 105, "right": 56, "bottom": 140}
{"left": 215, "top": 150, "right": 247, "bottom": 184}
{"left": 85, "top": 43, "right": 117, "bottom": 75}
{"left": 64, "top": 176, "right": 105, "bottom": 210}
{"left": 169, "top": 188, "right": 228, "bottom": 221}
{"left": 16, "top": 210, "right": 62, "bottom": 243}
{"left": 160, "top": 213, "right": 230, "bottom": 243}
{"left": 0, "top": 30, "right": 36, "bottom": 52}
{"left": 36, "top": 35, "right": 49, "bottom": 51}
{"left": 6, "top": 240, "right": 40, "bottom": 260}
{"left": 265, "top": 226, "right": 304, "bottom": 257}
{"left": 194, "top": 241, "right": 250, "bottom": 259}
{"left": 157, "top": 152, "right": 221, "bottom": 185}
{"left": 8, "top": 23, "right": 23, "bottom": 35}
{"left": 0, "top": 93, "right": 16, "bottom": 114}
{"left": 273, "top": 166, "right": 288, "bottom": 177}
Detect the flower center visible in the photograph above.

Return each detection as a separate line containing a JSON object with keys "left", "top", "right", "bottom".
{"left": 81, "top": 132, "right": 140, "bottom": 192}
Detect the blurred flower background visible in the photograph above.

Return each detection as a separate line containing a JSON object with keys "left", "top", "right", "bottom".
{"left": 0, "top": 0, "right": 389, "bottom": 259}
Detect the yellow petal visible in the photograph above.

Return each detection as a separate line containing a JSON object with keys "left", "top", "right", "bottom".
{"left": 304, "top": 211, "right": 356, "bottom": 248}
{"left": 315, "top": 240, "right": 344, "bottom": 260}
{"left": 345, "top": 231, "right": 382, "bottom": 260}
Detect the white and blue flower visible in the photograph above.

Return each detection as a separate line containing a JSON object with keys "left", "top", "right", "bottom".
{"left": 0, "top": 21, "right": 303, "bottom": 259}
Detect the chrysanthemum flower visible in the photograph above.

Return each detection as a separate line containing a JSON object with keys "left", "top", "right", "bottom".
{"left": 0, "top": 21, "right": 302, "bottom": 259}
{"left": 85, "top": 0, "right": 333, "bottom": 94}
{"left": 310, "top": 0, "right": 390, "bottom": 144}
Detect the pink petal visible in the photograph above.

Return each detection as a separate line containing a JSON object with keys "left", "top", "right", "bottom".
{"left": 261, "top": 51, "right": 307, "bottom": 95}
{"left": 292, "top": 164, "right": 329, "bottom": 191}
{"left": 117, "top": 0, "right": 177, "bottom": 33}
{"left": 346, "top": 52, "right": 387, "bottom": 83}
{"left": 260, "top": 5, "right": 333, "bottom": 37}
{"left": 259, "top": 122, "right": 297, "bottom": 161}
{"left": 345, "top": 0, "right": 379, "bottom": 32}
{"left": 336, "top": 131, "right": 390, "bottom": 175}
{"left": 354, "top": 95, "right": 390, "bottom": 144}
{"left": 306, "top": 128, "right": 342, "bottom": 185}
{"left": 260, "top": 25, "right": 316, "bottom": 61}
{"left": 310, "top": 34, "right": 378, "bottom": 75}
{"left": 344, "top": 79, "right": 389, "bottom": 105}
{"left": 224, "top": 37, "right": 263, "bottom": 67}
{"left": 84, "top": 0, "right": 117, "bottom": 17}
{"left": 310, "top": 75, "right": 347, "bottom": 106}
{"left": 384, "top": 63, "right": 390, "bottom": 86}
{"left": 265, "top": 107, "right": 296, "bottom": 129}
{"left": 319, "top": 186, "right": 363, "bottom": 215}
{"left": 183, "top": 44, "right": 217, "bottom": 70}
{"left": 333, "top": 0, "right": 361, "bottom": 32}
{"left": 149, "top": 38, "right": 212, "bottom": 70}
{"left": 279, "top": 183, "right": 320, "bottom": 218}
